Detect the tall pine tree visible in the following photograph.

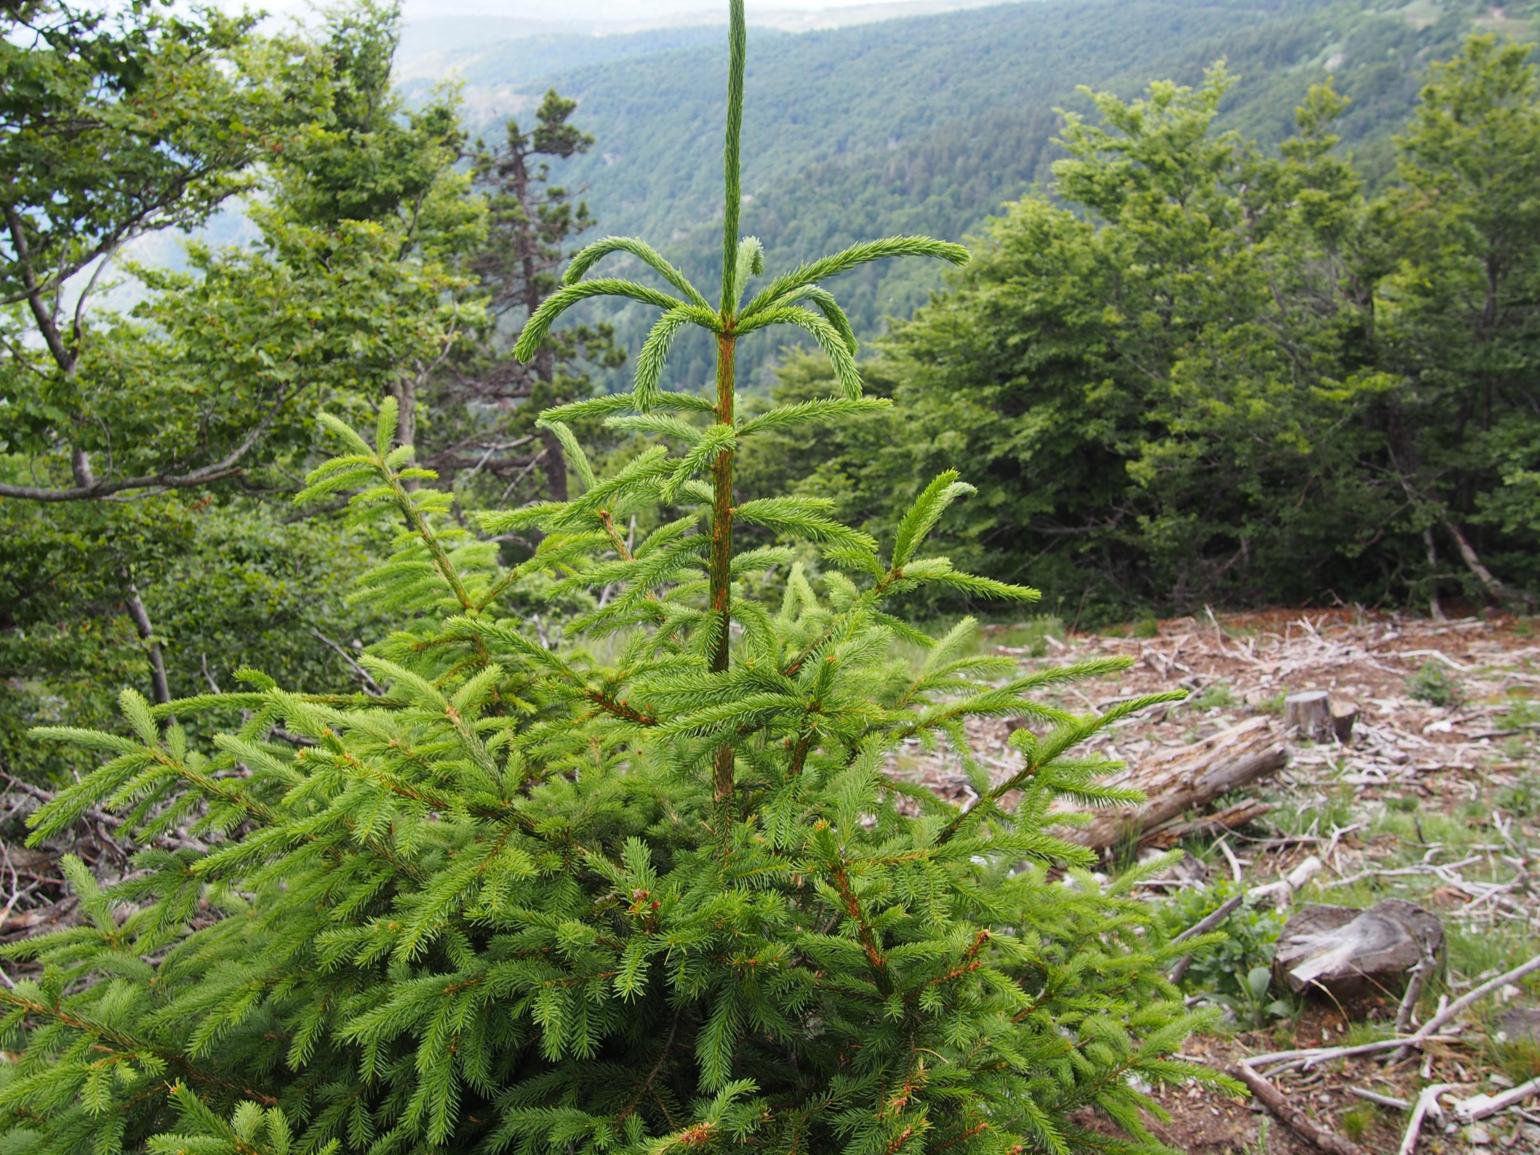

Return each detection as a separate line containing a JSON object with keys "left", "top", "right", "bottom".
{"left": 427, "top": 92, "right": 622, "bottom": 505}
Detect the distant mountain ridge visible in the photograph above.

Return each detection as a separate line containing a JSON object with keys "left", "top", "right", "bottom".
{"left": 394, "top": 0, "right": 1032, "bottom": 93}
{"left": 419, "top": 0, "right": 1535, "bottom": 390}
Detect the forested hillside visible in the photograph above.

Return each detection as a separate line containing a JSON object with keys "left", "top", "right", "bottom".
{"left": 3, "top": 2, "right": 1540, "bottom": 1153}
{"left": 474, "top": 0, "right": 1540, "bottom": 386}
{"left": 738, "top": 42, "right": 1540, "bottom": 618}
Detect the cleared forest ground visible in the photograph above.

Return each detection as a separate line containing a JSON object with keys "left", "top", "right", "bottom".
{"left": 895, "top": 610, "right": 1540, "bottom": 1153}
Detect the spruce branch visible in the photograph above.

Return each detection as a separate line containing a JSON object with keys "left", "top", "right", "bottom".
{"left": 0, "top": 991, "right": 280, "bottom": 1107}
{"left": 513, "top": 278, "right": 685, "bottom": 362}
{"left": 892, "top": 473, "right": 977, "bottom": 568}
{"left": 301, "top": 403, "right": 476, "bottom": 613}
{"left": 737, "top": 305, "right": 865, "bottom": 398}
{"left": 563, "top": 236, "right": 712, "bottom": 308}
{"left": 786, "top": 284, "right": 858, "bottom": 354}
{"left": 535, "top": 420, "right": 596, "bottom": 492}
{"left": 739, "top": 237, "right": 969, "bottom": 322}
{"left": 735, "top": 397, "right": 890, "bottom": 437}
{"left": 634, "top": 305, "right": 720, "bottom": 410}
{"left": 730, "top": 235, "right": 765, "bottom": 309}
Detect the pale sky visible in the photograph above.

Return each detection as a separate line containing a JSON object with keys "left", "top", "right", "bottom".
{"left": 222, "top": 0, "right": 986, "bottom": 29}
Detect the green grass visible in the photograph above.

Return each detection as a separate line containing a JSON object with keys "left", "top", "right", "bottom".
{"left": 1499, "top": 693, "right": 1540, "bottom": 730}
{"left": 1340, "top": 1021, "right": 1395, "bottom": 1048}
{"left": 1255, "top": 690, "right": 1289, "bottom": 715}
{"left": 1407, "top": 661, "right": 1463, "bottom": 707}
{"left": 1447, "top": 923, "right": 1540, "bottom": 990}
{"left": 1493, "top": 791, "right": 1538, "bottom": 841}
{"left": 1492, "top": 1033, "right": 1540, "bottom": 1082}
{"left": 1339, "top": 1103, "right": 1380, "bottom": 1141}
{"left": 1267, "top": 786, "right": 1357, "bottom": 838}
{"left": 1187, "top": 682, "right": 1239, "bottom": 711}
{"left": 1370, "top": 807, "right": 1486, "bottom": 848}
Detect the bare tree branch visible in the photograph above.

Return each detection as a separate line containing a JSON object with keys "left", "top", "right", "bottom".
{"left": 121, "top": 574, "right": 172, "bottom": 706}
{"left": 5, "top": 205, "right": 74, "bottom": 372}
{"left": 0, "top": 385, "right": 302, "bottom": 502}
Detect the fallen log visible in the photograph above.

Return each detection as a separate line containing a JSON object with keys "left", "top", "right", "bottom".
{"left": 1141, "top": 799, "right": 1275, "bottom": 849}
{"left": 1062, "top": 717, "right": 1289, "bottom": 851}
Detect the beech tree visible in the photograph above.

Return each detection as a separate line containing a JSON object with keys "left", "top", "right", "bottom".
{"left": 0, "top": 0, "right": 482, "bottom": 768}
{"left": 1378, "top": 35, "right": 1540, "bottom": 606}
{"left": 742, "top": 39, "right": 1539, "bottom": 618}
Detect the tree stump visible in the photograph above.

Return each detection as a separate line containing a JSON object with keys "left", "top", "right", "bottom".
{"left": 1284, "top": 690, "right": 1333, "bottom": 740}
{"left": 1060, "top": 717, "right": 1288, "bottom": 851}
{"left": 1330, "top": 701, "right": 1359, "bottom": 743}
{"left": 1273, "top": 899, "right": 1445, "bottom": 1004}
{"left": 1493, "top": 1007, "right": 1540, "bottom": 1049}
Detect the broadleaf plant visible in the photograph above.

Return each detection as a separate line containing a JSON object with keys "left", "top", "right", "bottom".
{"left": 0, "top": 4, "right": 1226, "bottom": 1153}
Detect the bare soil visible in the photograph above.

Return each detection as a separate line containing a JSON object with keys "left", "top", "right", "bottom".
{"left": 900, "top": 609, "right": 1540, "bottom": 1154}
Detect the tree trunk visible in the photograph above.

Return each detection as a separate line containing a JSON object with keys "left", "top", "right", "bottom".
{"left": 710, "top": 333, "right": 736, "bottom": 811}
{"left": 1422, "top": 527, "right": 1446, "bottom": 621}
{"left": 73, "top": 449, "right": 174, "bottom": 708}
{"left": 1442, "top": 517, "right": 1514, "bottom": 606}
{"left": 121, "top": 576, "right": 173, "bottom": 707}
{"left": 540, "top": 425, "right": 568, "bottom": 503}
{"left": 1060, "top": 717, "right": 1288, "bottom": 851}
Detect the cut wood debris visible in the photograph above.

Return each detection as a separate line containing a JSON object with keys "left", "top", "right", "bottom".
{"left": 892, "top": 608, "right": 1540, "bottom": 1153}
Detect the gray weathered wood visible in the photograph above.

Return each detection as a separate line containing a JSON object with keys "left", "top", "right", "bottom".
{"left": 1274, "top": 900, "right": 1445, "bottom": 1003}
{"left": 1062, "top": 716, "right": 1288, "bottom": 851}
{"left": 1285, "top": 690, "right": 1333, "bottom": 740}
{"left": 1330, "top": 701, "right": 1359, "bottom": 743}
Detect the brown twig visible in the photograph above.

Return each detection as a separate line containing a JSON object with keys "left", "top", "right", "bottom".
{"left": 0, "top": 769, "right": 206, "bottom": 854}
{"left": 1229, "top": 1063, "right": 1367, "bottom": 1155}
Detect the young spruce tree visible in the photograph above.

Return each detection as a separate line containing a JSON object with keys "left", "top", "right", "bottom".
{"left": 0, "top": 5, "right": 1224, "bottom": 1152}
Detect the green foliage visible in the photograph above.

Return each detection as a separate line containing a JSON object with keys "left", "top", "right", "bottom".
{"left": 0, "top": 0, "right": 484, "bottom": 780}
{"left": 1157, "top": 884, "right": 1287, "bottom": 1007}
{"left": 0, "top": 7, "right": 1220, "bottom": 1153}
{"left": 1338, "top": 1103, "right": 1379, "bottom": 1141}
{"left": 0, "top": 497, "right": 389, "bottom": 783}
{"left": 1406, "top": 661, "right": 1463, "bottom": 707}
{"left": 743, "top": 31, "right": 1540, "bottom": 618}
{"left": 503, "top": 0, "right": 1536, "bottom": 395}
{"left": 1186, "top": 684, "right": 1239, "bottom": 712}
{"left": 0, "top": 0, "right": 279, "bottom": 323}
{"left": 425, "top": 89, "right": 625, "bottom": 506}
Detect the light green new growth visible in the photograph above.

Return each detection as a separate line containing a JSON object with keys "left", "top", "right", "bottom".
{"left": 515, "top": 0, "right": 968, "bottom": 815}
{"left": 0, "top": 4, "right": 1225, "bottom": 1154}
